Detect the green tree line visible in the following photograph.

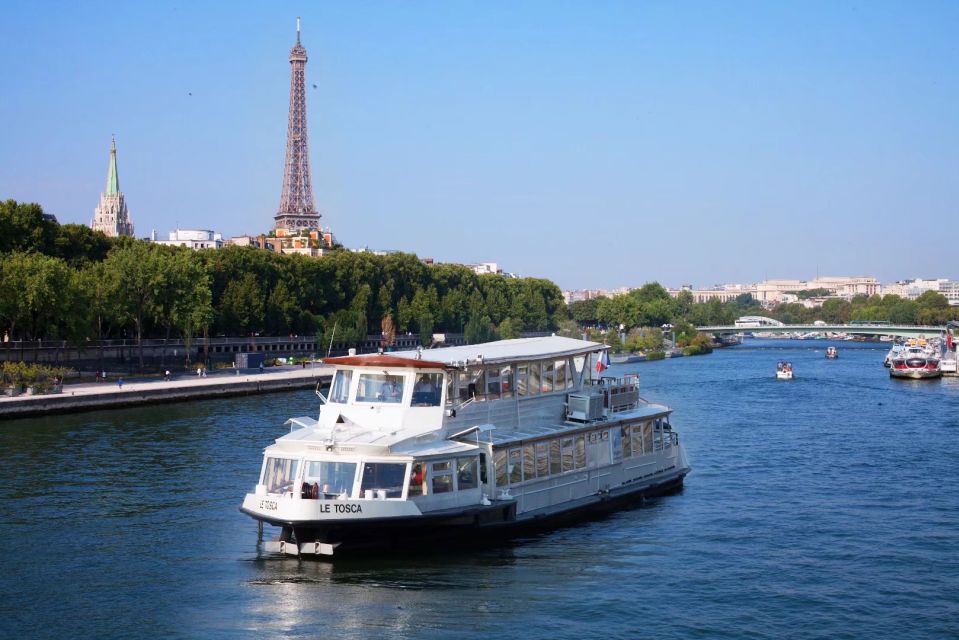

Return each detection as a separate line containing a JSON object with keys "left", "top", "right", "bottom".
{"left": 0, "top": 200, "right": 566, "bottom": 367}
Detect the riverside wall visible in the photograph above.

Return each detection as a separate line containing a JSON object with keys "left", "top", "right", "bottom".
{"left": 0, "top": 368, "right": 332, "bottom": 420}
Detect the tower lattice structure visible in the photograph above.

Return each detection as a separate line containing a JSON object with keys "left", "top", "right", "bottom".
{"left": 91, "top": 136, "right": 134, "bottom": 238}
{"left": 274, "top": 18, "right": 321, "bottom": 232}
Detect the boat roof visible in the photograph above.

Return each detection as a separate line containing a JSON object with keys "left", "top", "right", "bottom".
{"left": 387, "top": 336, "right": 605, "bottom": 368}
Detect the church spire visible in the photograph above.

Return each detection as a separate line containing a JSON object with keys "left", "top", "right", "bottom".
{"left": 105, "top": 135, "right": 120, "bottom": 195}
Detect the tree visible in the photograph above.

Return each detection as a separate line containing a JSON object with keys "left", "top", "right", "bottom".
{"left": 0, "top": 251, "right": 78, "bottom": 341}
{"left": 218, "top": 272, "right": 265, "bottom": 336}
{"left": 104, "top": 243, "right": 163, "bottom": 369}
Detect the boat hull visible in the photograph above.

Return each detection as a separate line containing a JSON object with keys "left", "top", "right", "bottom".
{"left": 889, "top": 368, "right": 941, "bottom": 379}
{"left": 243, "top": 467, "right": 688, "bottom": 557}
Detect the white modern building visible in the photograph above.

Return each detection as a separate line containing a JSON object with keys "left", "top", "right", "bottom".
{"left": 152, "top": 228, "right": 223, "bottom": 250}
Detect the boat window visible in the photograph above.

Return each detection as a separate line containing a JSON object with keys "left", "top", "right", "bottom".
{"left": 535, "top": 442, "right": 549, "bottom": 477}
{"left": 495, "top": 449, "right": 508, "bottom": 487}
{"left": 555, "top": 360, "right": 569, "bottom": 390}
{"left": 432, "top": 472, "right": 453, "bottom": 494}
{"left": 561, "top": 437, "right": 574, "bottom": 472}
{"left": 587, "top": 430, "right": 611, "bottom": 467}
{"left": 479, "top": 453, "right": 488, "bottom": 483}
{"left": 643, "top": 422, "right": 653, "bottom": 453}
{"left": 622, "top": 425, "right": 633, "bottom": 458}
{"left": 359, "top": 462, "right": 407, "bottom": 498}
{"left": 409, "top": 462, "right": 425, "bottom": 497}
{"left": 549, "top": 440, "right": 561, "bottom": 474}
{"left": 573, "top": 355, "right": 585, "bottom": 373}
{"left": 412, "top": 372, "right": 443, "bottom": 406}
{"left": 508, "top": 448, "right": 522, "bottom": 484}
{"left": 330, "top": 370, "right": 353, "bottom": 404}
{"left": 485, "top": 367, "right": 501, "bottom": 400}
{"left": 528, "top": 362, "right": 541, "bottom": 396}
{"left": 304, "top": 460, "right": 357, "bottom": 497}
{"left": 356, "top": 373, "right": 405, "bottom": 404}
{"left": 631, "top": 423, "right": 643, "bottom": 455}
{"left": 262, "top": 457, "right": 300, "bottom": 494}
{"left": 574, "top": 435, "right": 586, "bottom": 469}
{"left": 456, "top": 457, "right": 478, "bottom": 490}
{"left": 543, "top": 362, "right": 555, "bottom": 393}
{"left": 446, "top": 372, "right": 456, "bottom": 405}
{"left": 468, "top": 368, "right": 486, "bottom": 400}
{"left": 516, "top": 364, "right": 528, "bottom": 396}
{"left": 500, "top": 365, "right": 513, "bottom": 399}
{"left": 432, "top": 461, "right": 451, "bottom": 472}
{"left": 654, "top": 420, "right": 664, "bottom": 451}
{"left": 523, "top": 444, "right": 535, "bottom": 481}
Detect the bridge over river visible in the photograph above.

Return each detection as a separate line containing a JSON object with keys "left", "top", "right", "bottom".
{"left": 697, "top": 324, "right": 949, "bottom": 339}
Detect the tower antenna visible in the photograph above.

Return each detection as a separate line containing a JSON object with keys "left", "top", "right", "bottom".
{"left": 296, "top": 17, "right": 301, "bottom": 44}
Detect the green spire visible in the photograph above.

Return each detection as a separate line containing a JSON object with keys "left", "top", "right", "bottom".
{"left": 105, "top": 136, "right": 120, "bottom": 195}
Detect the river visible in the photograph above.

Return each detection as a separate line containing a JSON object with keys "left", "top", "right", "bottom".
{"left": 2, "top": 339, "right": 957, "bottom": 639}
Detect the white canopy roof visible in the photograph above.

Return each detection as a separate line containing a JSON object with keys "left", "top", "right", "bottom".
{"left": 390, "top": 336, "right": 604, "bottom": 367}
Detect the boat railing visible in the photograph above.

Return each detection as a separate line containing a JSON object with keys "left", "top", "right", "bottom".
{"left": 590, "top": 374, "right": 641, "bottom": 413}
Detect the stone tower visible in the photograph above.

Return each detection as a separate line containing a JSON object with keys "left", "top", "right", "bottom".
{"left": 274, "top": 17, "right": 321, "bottom": 232}
{"left": 91, "top": 136, "right": 135, "bottom": 237}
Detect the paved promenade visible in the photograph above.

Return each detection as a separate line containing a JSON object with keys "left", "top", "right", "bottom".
{"left": 0, "top": 364, "right": 334, "bottom": 419}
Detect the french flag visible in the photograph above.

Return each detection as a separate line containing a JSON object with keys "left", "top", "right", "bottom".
{"left": 596, "top": 349, "right": 611, "bottom": 373}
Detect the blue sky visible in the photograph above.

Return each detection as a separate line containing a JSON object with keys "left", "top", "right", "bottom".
{"left": 2, "top": 1, "right": 957, "bottom": 290}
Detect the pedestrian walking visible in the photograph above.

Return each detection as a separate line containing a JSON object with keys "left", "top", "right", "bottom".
{"left": 164, "top": 370, "right": 171, "bottom": 381}
{"left": 117, "top": 377, "right": 124, "bottom": 389}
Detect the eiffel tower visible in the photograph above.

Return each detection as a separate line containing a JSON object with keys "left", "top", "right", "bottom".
{"left": 274, "top": 18, "right": 321, "bottom": 232}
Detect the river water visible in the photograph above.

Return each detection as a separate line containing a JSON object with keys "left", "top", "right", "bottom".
{"left": 2, "top": 339, "right": 958, "bottom": 639}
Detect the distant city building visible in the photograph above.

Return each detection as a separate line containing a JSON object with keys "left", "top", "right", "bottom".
{"left": 881, "top": 278, "right": 948, "bottom": 300}
{"left": 939, "top": 280, "right": 959, "bottom": 306}
{"left": 754, "top": 277, "right": 879, "bottom": 304}
{"left": 90, "top": 136, "right": 134, "bottom": 237}
{"left": 668, "top": 284, "right": 757, "bottom": 304}
{"left": 229, "top": 235, "right": 276, "bottom": 251}
{"left": 274, "top": 18, "right": 322, "bottom": 233}
{"left": 152, "top": 228, "right": 223, "bottom": 250}
{"left": 272, "top": 227, "right": 334, "bottom": 256}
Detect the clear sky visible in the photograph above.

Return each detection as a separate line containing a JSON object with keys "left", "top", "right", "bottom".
{"left": 2, "top": 1, "right": 957, "bottom": 291}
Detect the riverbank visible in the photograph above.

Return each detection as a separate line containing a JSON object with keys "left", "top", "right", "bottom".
{"left": 0, "top": 365, "right": 333, "bottom": 419}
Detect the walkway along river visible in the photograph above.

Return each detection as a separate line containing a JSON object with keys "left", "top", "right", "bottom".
{"left": 1, "top": 339, "right": 957, "bottom": 639}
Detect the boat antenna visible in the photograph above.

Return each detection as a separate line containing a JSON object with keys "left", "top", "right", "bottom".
{"left": 327, "top": 321, "right": 338, "bottom": 357}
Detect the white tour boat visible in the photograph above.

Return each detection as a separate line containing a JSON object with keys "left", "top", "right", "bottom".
{"left": 825, "top": 346, "right": 838, "bottom": 359}
{"left": 889, "top": 345, "right": 941, "bottom": 380}
{"left": 776, "top": 361, "right": 794, "bottom": 380}
{"left": 240, "top": 336, "right": 690, "bottom": 557}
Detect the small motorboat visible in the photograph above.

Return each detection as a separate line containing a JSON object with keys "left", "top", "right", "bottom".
{"left": 825, "top": 346, "right": 838, "bottom": 359}
{"left": 776, "top": 361, "right": 794, "bottom": 380}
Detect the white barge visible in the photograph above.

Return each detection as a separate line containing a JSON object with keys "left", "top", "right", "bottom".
{"left": 240, "top": 336, "right": 690, "bottom": 557}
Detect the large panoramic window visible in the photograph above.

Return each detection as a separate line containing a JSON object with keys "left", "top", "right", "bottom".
{"left": 412, "top": 373, "right": 443, "bottom": 406}
{"left": 456, "top": 457, "right": 478, "bottom": 490}
{"left": 485, "top": 367, "right": 501, "bottom": 400}
{"left": 495, "top": 449, "right": 508, "bottom": 488}
{"left": 555, "top": 359, "right": 570, "bottom": 390}
{"left": 509, "top": 448, "right": 522, "bottom": 484}
{"left": 535, "top": 442, "right": 549, "bottom": 478}
{"left": 549, "top": 440, "right": 562, "bottom": 475}
{"left": 543, "top": 362, "right": 555, "bottom": 393}
{"left": 500, "top": 365, "right": 513, "bottom": 399}
{"left": 304, "top": 460, "right": 357, "bottom": 496}
{"left": 262, "top": 457, "right": 300, "bottom": 494}
{"left": 622, "top": 425, "right": 633, "bottom": 458}
{"left": 516, "top": 365, "right": 528, "bottom": 396}
{"left": 356, "top": 373, "right": 405, "bottom": 404}
{"left": 360, "top": 462, "right": 407, "bottom": 498}
{"left": 528, "top": 362, "right": 541, "bottom": 396}
{"left": 330, "top": 370, "right": 353, "bottom": 404}
{"left": 561, "top": 437, "right": 574, "bottom": 472}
